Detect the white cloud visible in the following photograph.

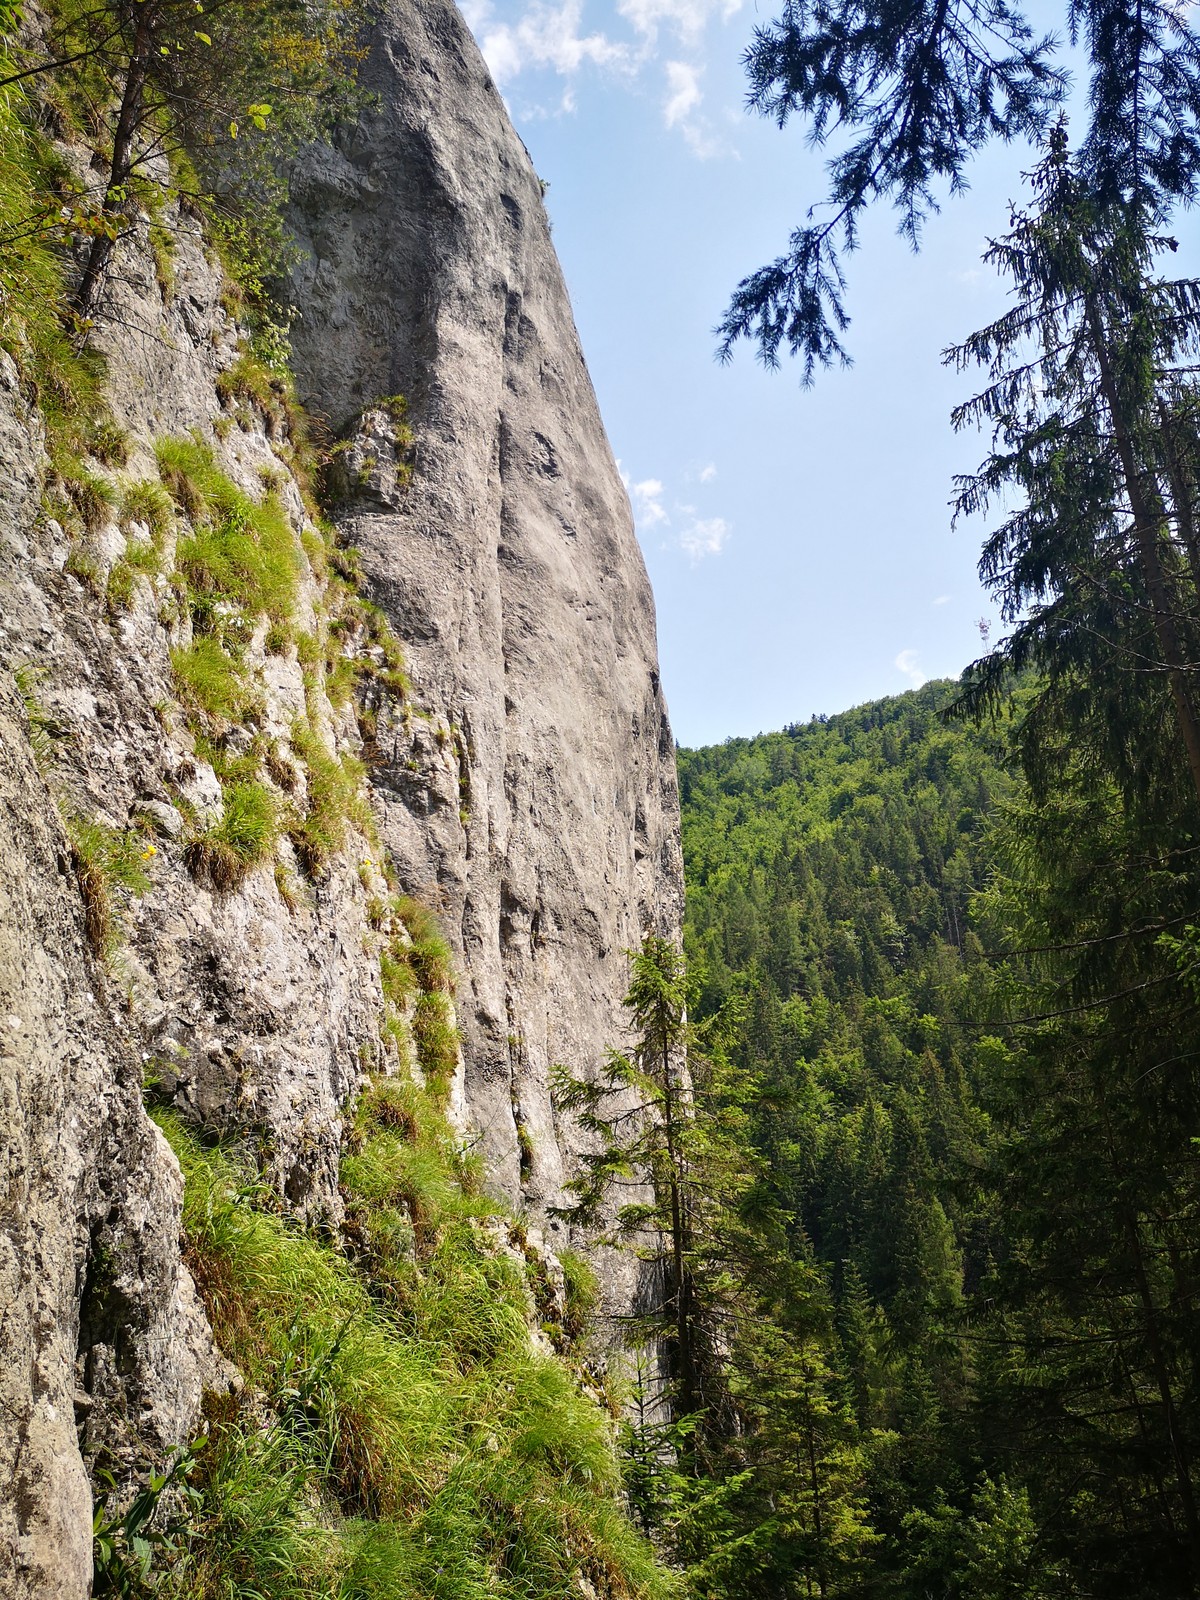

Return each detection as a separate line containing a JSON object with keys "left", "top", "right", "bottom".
{"left": 618, "top": 0, "right": 743, "bottom": 48}
{"left": 466, "top": 0, "right": 742, "bottom": 156}
{"left": 663, "top": 59, "right": 702, "bottom": 125}
{"left": 679, "top": 516, "right": 730, "bottom": 560}
{"left": 659, "top": 60, "right": 727, "bottom": 156}
{"left": 630, "top": 477, "right": 669, "bottom": 529}
{"left": 476, "top": 0, "right": 629, "bottom": 87}
{"left": 895, "top": 649, "right": 926, "bottom": 688}
{"left": 622, "top": 466, "right": 729, "bottom": 556}
{"left": 932, "top": 593, "right": 951, "bottom": 606}
{"left": 699, "top": 462, "right": 717, "bottom": 483}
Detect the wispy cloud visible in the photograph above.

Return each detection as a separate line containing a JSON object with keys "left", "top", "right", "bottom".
{"left": 472, "top": 0, "right": 629, "bottom": 86}
{"left": 932, "top": 593, "right": 951, "bottom": 606}
{"left": 628, "top": 475, "right": 669, "bottom": 529}
{"left": 663, "top": 58, "right": 702, "bottom": 124}
{"left": 466, "top": 0, "right": 742, "bottom": 154}
{"left": 679, "top": 515, "right": 730, "bottom": 560}
{"left": 699, "top": 462, "right": 717, "bottom": 483}
{"left": 622, "top": 465, "right": 730, "bottom": 558}
{"left": 895, "top": 649, "right": 926, "bottom": 688}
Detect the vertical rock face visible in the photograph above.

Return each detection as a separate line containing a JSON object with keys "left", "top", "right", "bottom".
{"left": 0, "top": 0, "right": 681, "bottom": 1579}
{"left": 287, "top": 0, "right": 685, "bottom": 1280}
{"left": 0, "top": 369, "right": 223, "bottom": 1600}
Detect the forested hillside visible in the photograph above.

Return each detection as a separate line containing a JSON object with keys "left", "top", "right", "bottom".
{"left": 673, "top": 680, "right": 1200, "bottom": 1597}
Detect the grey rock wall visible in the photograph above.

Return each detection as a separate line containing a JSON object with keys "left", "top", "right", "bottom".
{"left": 0, "top": 363, "right": 223, "bottom": 1600}
{"left": 287, "top": 0, "right": 685, "bottom": 1305}
{"left": 0, "top": 0, "right": 682, "bottom": 1581}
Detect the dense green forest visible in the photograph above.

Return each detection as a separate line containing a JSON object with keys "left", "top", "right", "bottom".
{"left": 658, "top": 678, "right": 1200, "bottom": 1597}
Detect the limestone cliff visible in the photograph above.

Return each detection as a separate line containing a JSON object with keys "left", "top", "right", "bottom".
{"left": 287, "top": 0, "right": 684, "bottom": 1275}
{"left": 0, "top": 0, "right": 682, "bottom": 1591}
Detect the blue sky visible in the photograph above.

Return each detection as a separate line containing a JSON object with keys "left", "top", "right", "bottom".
{"left": 461, "top": 0, "right": 1049, "bottom": 745}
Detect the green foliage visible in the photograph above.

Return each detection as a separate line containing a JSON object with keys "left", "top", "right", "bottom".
{"left": 185, "top": 781, "right": 278, "bottom": 889}
{"left": 720, "top": 0, "right": 1199, "bottom": 372}
{"left": 412, "top": 990, "right": 459, "bottom": 1090}
{"left": 93, "top": 1442, "right": 204, "bottom": 1597}
{"left": 13, "top": 660, "right": 64, "bottom": 766}
{"left": 66, "top": 812, "right": 153, "bottom": 954}
{"left": 287, "top": 718, "right": 369, "bottom": 877}
{"left": 949, "top": 127, "right": 1200, "bottom": 816}
{"left": 0, "top": 71, "right": 106, "bottom": 455}
{"left": 61, "top": 460, "right": 118, "bottom": 532}
{"left": 121, "top": 479, "right": 175, "bottom": 544}
{"left": 671, "top": 681, "right": 1020, "bottom": 1594}
{"left": 559, "top": 1249, "right": 600, "bottom": 1343}
{"left": 161, "top": 437, "right": 300, "bottom": 626}
{"left": 138, "top": 1104, "right": 674, "bottom": 1600}
{"left": 170, "top": 639, "right": 252, "bottom": 727}
{"left": 8, "top": 0, "right": 367, "bottom": 332}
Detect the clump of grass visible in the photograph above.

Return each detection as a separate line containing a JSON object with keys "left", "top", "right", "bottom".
{"left": 395, "top": 896, "right": 454, "bottom": 992}
{"left": 216, "top": 351, "right": 276, "bottom": 411}
{"left": 274, "top": 860, "right": 306, "bottom": 914}
{"left": 185, "top": 780, "right": 278, "bottom": 889}
{"left": 121, "top": 478, "right": 174, "bottom": 544}
{"left": 64, "top": 544, "right": 103, "bottom": 594}
{"left": 148, "top": 222, "right": 176, "bottom": 304}
{"left": 105, "top": 559, "right": 137, "bottom": 615}
{"left": 14, "top": 662, "right": 64, "bottom": 767}
{"left": 559, "top": 1250, "right": 601, "bottom": 1345}
{"left": 171, "top": 638, "right": 252, "bottom": 727}
{"left": 380, "top": 948, "right": 418, "bottom": 1011}
{"left": 288, "top": 719, "right": 370, "bottom": 878}
{"left": 66, "top": 813, "right": 153, "bottom": 954}
{"left": 60, "top": 460, "right": 117, "bottom": 533}
{"left": 158, "top": 437, "right": 300, "bottom": 627}
{"left": 413, "top": 990, "right": 459, "bottom": 1089}
{"left": 88, "top": 418, "right": 130, "bottom": 466}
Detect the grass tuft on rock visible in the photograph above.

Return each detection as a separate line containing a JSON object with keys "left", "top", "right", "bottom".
{"left": 66, "top": 813, "right": 152, "bottom": 955}
{"left": 185, "top": 781, "right": 278, "bottom": 890}
{"left": 147, "top": 1101, "right": 673, "bottom": 1600}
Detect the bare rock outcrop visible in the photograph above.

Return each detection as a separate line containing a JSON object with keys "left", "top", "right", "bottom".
{"left": 0, "top": 0, "right": 682, "bottom": 1581}
{"left": 287, "top": 0, "right": 685, "bottom": 1303}
{"left": 0, "top": 364, "right": 223, "bottom": 1600}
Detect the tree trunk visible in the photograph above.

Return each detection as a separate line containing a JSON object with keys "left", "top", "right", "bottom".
{"left": 1086, "top": 299, "right": 1200, "bottom": 810}
{"left": 74, "top": 2, "right": 155, "bottom": 320}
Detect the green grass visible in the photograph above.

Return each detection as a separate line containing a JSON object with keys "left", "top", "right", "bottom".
{"left": 61, "top": 460, "right": 117, "bottom": 532}
{"left": 393, "top": 896, "right": 454, "bottom": 990}
{"left": 185, "top": 781, "right": 278, "bottom": 889}
{"left": 171, "top": 638, "right": 253, "bottom": 727}
{"left": 66, "top": 813, "right": 153, "bottom": 954}
{"left": 413, "top": 990, "right": 459, "bottom": 1090}
{"left": 560, "top": 1250, "right": 601, "bottom": 1344}
{"left": 121, "top": 478, "right": 175, "bottom": 544}
{"left": 288, "top": 719, "right": 371, "bottom": 877}
{"left": 142, "top": 1097, "right": 674, "bottom": 1600}
{"left": 158, "top": 438, "right": 301, "bottom": 627}
{"left": 0, "top": 75, "right": 109, "bottom": 465}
